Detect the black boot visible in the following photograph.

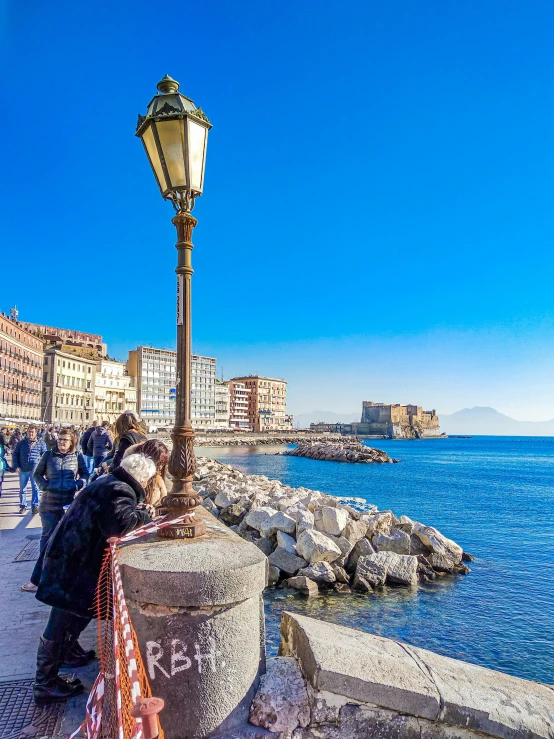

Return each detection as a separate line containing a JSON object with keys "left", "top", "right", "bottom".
{"left": 62, "top": 638, "right": 96, "bottom": 667}
{"left": 33, "top": 637, "right": 84, "bottom": 705}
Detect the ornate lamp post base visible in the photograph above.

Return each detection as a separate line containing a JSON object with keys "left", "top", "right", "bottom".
{"left": 157, "top": 424, "right": 207, "bottom": 539}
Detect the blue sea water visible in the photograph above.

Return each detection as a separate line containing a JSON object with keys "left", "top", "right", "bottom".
{"left": 202, "top": 437, "right": 554, "bottom": 685}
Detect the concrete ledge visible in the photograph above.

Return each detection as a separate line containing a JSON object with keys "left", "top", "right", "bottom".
{"left": 279, "top": 612, "right": 554, "bottom": 739}
{"left": 119, "top": 509, "right": 267, "bottom": 607}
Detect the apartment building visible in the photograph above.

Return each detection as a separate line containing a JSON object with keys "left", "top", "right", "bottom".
{"left": 229, "top": 375, "right": 292, "bottom": 432}
{"left": 16, "top": 319, "right": 106, "bottom": 356}
{"left": 128, "top": 346, "right": 216, "bottom": 429}
{"left": 42, "top": 346, "right": 97, "bottom": 426}
{"left": 214, "top": 382, "right": 230, "bottom": 429}
{"left": 94, "top": 359, "right": 137, "bottom": 423}
{"left": 0, "top": 312, "right": 44, "bottom": 423}
{"left": 228, "top": 380, "right": 251, "bottom": 430}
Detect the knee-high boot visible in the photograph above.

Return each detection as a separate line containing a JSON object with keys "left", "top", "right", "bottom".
{"left": 33, "top": 635, "right": 84, "bottom": 705}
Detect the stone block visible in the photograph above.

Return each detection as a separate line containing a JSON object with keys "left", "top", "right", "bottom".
{"left": 314, "top": 506, "right": 349, "bottom": 537}
{"left": 296, "top": 530, "right": 342, "bottom": 564}
{"left": 255, "top": 537, "right": 274, "bottom": 557}
{"left": 277, "top": 530, "right": 297, "bottom": 554}
{"left": 295, "top": 508, "right": 315, "bottom": 536}
{"left": 249, "top": 657, "right": 310, "bottom": 734}
{"left": 366, "top": 551, "right": 419, "bottom": 586}
{"left": 298, "top": 562, "right": 336, "bottom": 584}
{"left": 245, "top": 506, "right": 279, "bottom": 533}
{"left": 343, "top": 518, "right": 368, "bottom": 545}
{"left": 267, "top": 564, "right": 280, "bottom": 586}
{"left": 284, "top": 576, "right": 319, "bottom": 597}
{"left": 279, "top": 612, "right": 440, "bottom": 718}
{"left": 372, "top": 528, "right": 411, "bottom": 555}
{"left": 261, "top": 511, "right": 297, "bottom": 537}
{"left": 413, "top": 524, "right": 463, "bottom": 563}
{"left": 355, "top": 555, "right": 387, "bottom": 587}
{"left": 269, "top": 547, "right": 308, "bottom": 576}
{"left": 346, "top": 537, "right": 375, "bottom": 573}
{"left": 220, "top": 503, "right": 247, "bottom": 526}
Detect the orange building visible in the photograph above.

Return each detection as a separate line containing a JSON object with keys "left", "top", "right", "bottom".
{"left": 0, "top": 313, "right": 44, "bottom": 423}
{"left": 228, "top": 375, "right": 292, "bottom": 432}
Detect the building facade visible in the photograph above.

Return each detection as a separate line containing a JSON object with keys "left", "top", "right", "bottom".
{"left": 228, "top": 375, "right": 292, "bottom": 432}
{"left": 128, "top": 347, "right": 216, "bottom": 429}
{"left": 42, "top": 346, "right": 97, "bottom": 426}
{"left": 16, "top": 318, "right": 106, "bottom": 356}
{"left": 94, "top": 359, "right": 137, "bottom": 423}
{"left": 214, "top": 382, "right": 230, "bottom": 429}
{"left": 228, "top": 381, "right": 251, "bottom": 430}
{"left": 0, "top": 313, "right": 44, "bottom": 423}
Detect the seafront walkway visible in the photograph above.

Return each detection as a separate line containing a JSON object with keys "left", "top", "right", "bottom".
{"left": 0, "top": 470, "right": 94, "bottom": 736}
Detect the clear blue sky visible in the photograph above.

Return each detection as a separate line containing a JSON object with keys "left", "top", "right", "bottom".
{"left": 2, "top": 0, "right": 554, "bottom": 420}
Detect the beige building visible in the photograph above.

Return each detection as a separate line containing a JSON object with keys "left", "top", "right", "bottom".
{"left": 94, "top": 359, "right": 137, "bottom": 423}
{"left": 228, "top": 381, "right": 251, "bottom": 430}
{"left": 0, "top": 311, "right": 44, "bottom": 424}
{"left": 42, "top": 346, "right": 97, "bottom": 426}
{"left": 214, "top": 382, "right": 230, "bottom": 429}
{"left": 229, "top": 375, "right": 292, "bottom": 432}
{"left": 359, "top": 401, "right": 441, "bottom": 438}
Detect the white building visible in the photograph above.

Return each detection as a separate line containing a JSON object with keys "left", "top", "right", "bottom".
{"left": 228, "top": 380, "right": 251, "bottom": 430}
{"left": 94, "top": 359, "right": 137, "bottom": 424}
{"left": 214, "top": 382, "right": 230, "bottom": 429}
{"left": 127, "top": 346, "right": 216, "bottom": 430}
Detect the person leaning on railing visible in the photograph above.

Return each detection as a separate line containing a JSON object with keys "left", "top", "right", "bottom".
{"left": 29, "top": 440, "right": 169, "bottom": 705}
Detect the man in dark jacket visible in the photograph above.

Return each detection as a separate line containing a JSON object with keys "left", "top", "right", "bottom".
{"left": 86, "top": 420, "right": 113, "bottom": 469}
{"left": 31, "top": 452, "right": 156, "bottom": 705}
{"left": 12, "top": 425, "right": 47, "bottom": 514}
{"left": 79, "top": 421, "right": 97, "bottom": 475}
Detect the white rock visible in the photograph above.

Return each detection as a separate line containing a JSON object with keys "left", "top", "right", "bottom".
{"left": 299, "top": 561, "right": 336, "bottom": 583}
{"left": 365, "top": 551, "right": 418, "bottom": 586}
{"left": 214, "top": 490, "right": 240, "bottom": 508}
{"left": 343, "top": 518, "right": 369, "bottom": 545}
{"left": 244, "top": 506, "right": 278, "bottom": 533}
{"left": 314, "top": 506, "right": 350, "bottom": 537}
{"left": 277, "top": 531, "right": 297, "bottom": 554}
{"left": 261, "top": 511, "right": 297, "bottom": 537}
{"left": 296, "top": 530, "right": 342, "bottom": 564}
{"left": 413, "top": 524, "right": 463, "bottom": 563}
{"left": 372, "top": 529, "right": 411, "bottom": 555}
{"left": 249, "top": 657, "right": 310, "bottom": 733}
{"left": 295, "top": 508, "right": 315, "bottom": 537}
{"left": 364, "top": 510, "right": 394, "bottom": 537}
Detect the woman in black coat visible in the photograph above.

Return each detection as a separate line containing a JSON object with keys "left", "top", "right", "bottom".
{"left": 30, "top": 448, "right": 163, "bottom": 705}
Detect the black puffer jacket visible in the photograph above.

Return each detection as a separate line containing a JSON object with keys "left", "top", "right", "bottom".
{"left": 34, "top": 448, "right": 89, "bottom": 514}
{"left": 111, "top": 430, "right": 147, "bottom": 470}
{"left": 31, "top": 466, "right": 152, "bottom": 618}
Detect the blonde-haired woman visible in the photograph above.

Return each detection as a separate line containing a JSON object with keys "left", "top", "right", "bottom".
{"left": 110, "top": 411, "right": 147, "bottom": 470}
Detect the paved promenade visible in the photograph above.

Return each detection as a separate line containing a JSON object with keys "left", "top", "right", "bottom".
{"left": 0, "top": 470, "right": 96, "bottom": 736}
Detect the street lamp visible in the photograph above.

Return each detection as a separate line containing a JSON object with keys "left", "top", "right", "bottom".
{"left": 136, "top": 75, "right": 212, "bottom": 539}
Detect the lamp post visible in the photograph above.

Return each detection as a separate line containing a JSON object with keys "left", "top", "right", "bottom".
{"left": 136, "top": 75, "right": 211, "bottom": 539}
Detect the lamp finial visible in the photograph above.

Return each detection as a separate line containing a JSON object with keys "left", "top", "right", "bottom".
{"left": 157, "top": 75, "right": 180, "bottom": 94}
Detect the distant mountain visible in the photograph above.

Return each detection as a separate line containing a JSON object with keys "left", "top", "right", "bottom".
{"left": 440, "top": 406, "right": 554, "bottom": 436}
{"left": 294, "top": 410, "right": 360, "bottom": 429}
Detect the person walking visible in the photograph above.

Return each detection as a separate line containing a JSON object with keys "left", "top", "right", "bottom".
{"left": 43, "top": 426, "right": 58, "bottom": 451}
{"left": 86, "top": 420, "right": 113, "bottom": 470}
{"left": 30, "top": 446, "right": 165, "bottom": 704}
{"left": 80, "top": 421, "right": 97, "bottom": 476}
{"left": 0, "top": 433, "right": 13, "bottom": 498}
{"left": 0, "top": 427, "right": 9, "bottom": 449}
{"left": 9, "top": 428, "right": 21, "bottom": 452}
{"left": 12, "top": 425, "right": 47, "bottom": 515}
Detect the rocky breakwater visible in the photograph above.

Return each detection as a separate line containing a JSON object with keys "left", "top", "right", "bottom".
{"left": 284, "top": 440, "right": 398, "bottom": 463}
{"left": 193, "top": 433, "right": 346, "bottom": 447}
{"left": 194, "top": 457, "right": 472, "bottom": 597}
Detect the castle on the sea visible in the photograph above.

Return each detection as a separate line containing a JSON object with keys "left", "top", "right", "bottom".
{"left": 311, "top": 401, "right": 441, "bottom": 439}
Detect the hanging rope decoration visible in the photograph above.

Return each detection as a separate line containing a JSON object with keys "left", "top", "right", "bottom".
{"left": 70, "top": 513, "right": 196, "bottom": 739}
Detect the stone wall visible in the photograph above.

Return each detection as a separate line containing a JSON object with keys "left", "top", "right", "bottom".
{"left": 360, "top": 402, "right": 441, "bottom": 439}
{"left": 249, "top": 612, "right": 554, "bottom": 739}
